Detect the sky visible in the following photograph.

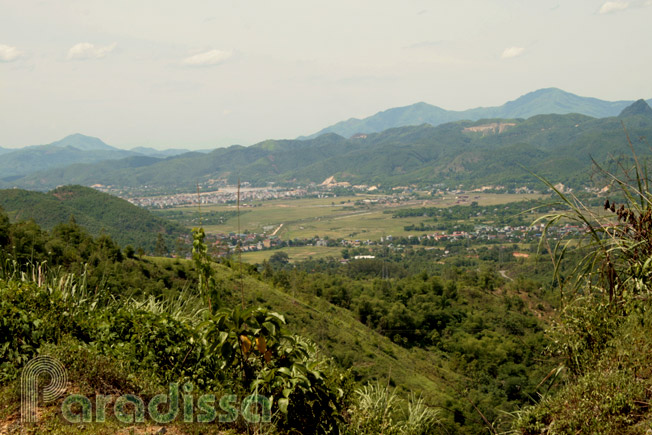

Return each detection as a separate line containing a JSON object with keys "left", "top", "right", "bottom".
{"left": 1, "top": 0, "right": 652, "bottom": 150}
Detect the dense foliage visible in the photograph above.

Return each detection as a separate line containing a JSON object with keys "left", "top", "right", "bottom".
{"left": 0, "top": 185, "right": 186, "bottom": 252}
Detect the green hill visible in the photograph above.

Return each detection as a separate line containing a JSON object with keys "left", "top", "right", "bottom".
{"left": 0, "top": 185, "right": 185, "bottom": 251}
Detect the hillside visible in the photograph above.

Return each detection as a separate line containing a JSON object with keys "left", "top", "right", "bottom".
{"left": 7, "top": 101, "right": 652, "bottom": 192}
{"left": 0, "top": 207, "right": 554, "bottom": 433}
{"left": 512, "top": 150, "right": 652, "bottom": 433}
{"left": 304, "top": 88, "right": 648, "bottom": 139}
{"left": 0, "top": 185, "right": 185, "bottom": 251}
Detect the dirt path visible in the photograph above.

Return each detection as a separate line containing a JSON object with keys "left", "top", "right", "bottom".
{"left": 499, "top": 270, "right": 513, "bottom": 281}
{"left": 271, "top": 223, "right": 283, "bottom": 236}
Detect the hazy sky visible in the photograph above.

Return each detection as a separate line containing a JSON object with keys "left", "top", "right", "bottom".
{"left": 1, "top": 0, "right": 651, "bottom": 150}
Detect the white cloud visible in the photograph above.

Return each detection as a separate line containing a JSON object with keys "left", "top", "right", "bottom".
{"left": 501, "top": 46, "right": 525, "bottom": 59}
{"left": 67, "top": 42, "right": 116, "bottom": 60}
{"left": 0, "top": 44, "right": 24, "bottom": 62}
{"left": 182, "top": 49, "right": 232, "bottom": 67}
{"left": 599, "top": 1, "right": 629, "bottom": 14}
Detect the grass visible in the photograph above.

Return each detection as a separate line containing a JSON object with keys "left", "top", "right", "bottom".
{"left": 240, "top": 246, "right": 342, "bottom": 263}
{"left": 167, "top": 193, "right": 545, "bottom": 242}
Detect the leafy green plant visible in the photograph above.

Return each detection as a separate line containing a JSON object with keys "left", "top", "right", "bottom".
{"left": 192, "top": 226, "right": 218, "bottom": 313}
{"left": 206, "top": 306, "right": 346, "bottom": 433}
{"left": 205, "top": 306, "right": 286, "bottom": 379}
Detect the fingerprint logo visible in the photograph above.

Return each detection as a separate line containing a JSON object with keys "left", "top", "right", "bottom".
{"left": 21, "top": 356, "right": 67, "bottom": 423}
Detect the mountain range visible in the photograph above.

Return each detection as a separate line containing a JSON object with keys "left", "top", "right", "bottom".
{"left": 4, "top": 100, "right": 652, "bottom": 192}
{"left": 3, "top": 89, "right": 652, "bottom": 192}
{"left": 0, "top": 134, "right": 197, "bottom": 181}
{"left": 303, "top": 88, "right": 652, "bottom": 139}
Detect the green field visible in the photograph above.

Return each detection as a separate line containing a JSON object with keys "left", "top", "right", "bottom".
{"left": 240, "top": 246, "right": 343, "bottom": 263}
{"left": 168, "top": 192, "right": 546, "bottom": 241}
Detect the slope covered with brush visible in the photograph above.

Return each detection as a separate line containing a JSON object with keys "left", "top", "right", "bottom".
{"left": 514, "top": 148, "right": 652, "bottom": 433}
{"left": 0, "top": 185, "right": 185, "bottom": 252}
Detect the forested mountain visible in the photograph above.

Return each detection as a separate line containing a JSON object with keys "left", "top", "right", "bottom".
{"left": 0, "top": 134, "right": 135, "bottom": 180}
{"left": 6, "top": 101, "right": 652, "bottom": 192}
{"left": 0, "top": 185, "right": 185, "bottom": 251}
{"left": 304, "top": 88, "right": 650, "bottom": 139}
{"left": 0, "top": 134, "right": 193, "bottom": 181}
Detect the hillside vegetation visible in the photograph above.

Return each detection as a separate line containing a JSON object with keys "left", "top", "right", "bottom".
{"left": 513, "top": 155, "right": 652, "bottom": 433}
{"left": 0, "top": 196, "right": 561, "bottom": 433}
{"left": 0, "top": 185, "right": 185, "bottom": 252}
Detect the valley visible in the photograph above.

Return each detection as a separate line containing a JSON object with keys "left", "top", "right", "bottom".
{"left": 151, "top": 191, "right": 548, "bottom": 262}
{"left": 5, "top": 0, "right": 652, "bottom": 431}
{"left": 2, "top": 95, "right": 652, "bottom": 434}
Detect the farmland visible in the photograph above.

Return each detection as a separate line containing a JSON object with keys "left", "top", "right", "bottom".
{"left": 163, "top": 192, "right": 547, "bottom": 242}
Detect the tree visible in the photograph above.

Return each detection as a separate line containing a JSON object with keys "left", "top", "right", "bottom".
{"left": 9, "top": 220, "right": 47, "bottom": 263}
{"left": 175, "top": 236, "right": 188, "bottom": 258}
{"left": 192, "top": 227, "right": 217, "bottom": 312}
{"left": 155, "top": 232, "right": 169, "bottom": 257}
{"left": 0, "top": 207, "right": 10, "bottom": 248}
{"left": 124, "top": 245, "right": 136, "bottom": 259}
{"left": 269, "top": 251, "right": 290, "bottom": 270}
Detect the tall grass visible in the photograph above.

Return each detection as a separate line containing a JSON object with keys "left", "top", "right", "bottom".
{"left": 533, "top": 129, "right": 652, "bottom": 308}
{"left": 0, "top": 256, "right": 206, "bottom": 323}
{"left": 512, "top": 129, "right": 652, "bottom": 433}
{"left": 346, "top": 381, "right": 440, "bottom": 434}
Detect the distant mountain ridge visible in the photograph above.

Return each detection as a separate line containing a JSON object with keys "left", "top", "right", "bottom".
{"left": 5, "top": 100, "right": 652, "bottom": 192}
{"left": 47, "top": 133, "right": 117, "bottom": 151}
{"left": 130, "top": 146, "right": 195, "bottom": 158}
{"left": 0, "top": 135, "right": 136, "bottom": 180}
{"left": 303, "top": 88, "right": 651, "bottom": 139}
{"left": 0, "top": 134, "right": 194, "bottom": 180}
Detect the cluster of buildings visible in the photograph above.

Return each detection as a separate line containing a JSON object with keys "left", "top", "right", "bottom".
{"left": 335, "top": 223, "right": 584, "bottom": 248}
{"left": 126, "top": 187, "right": 308, "bottom": 208}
